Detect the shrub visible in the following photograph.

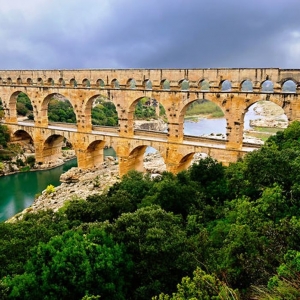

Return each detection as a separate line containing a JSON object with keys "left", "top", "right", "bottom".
{"left": 45, "top": 184, "right": 55, "bottom": 194}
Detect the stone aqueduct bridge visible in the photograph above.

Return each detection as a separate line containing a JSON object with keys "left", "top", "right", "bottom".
{"left": 1, "top": 68, "right": 300, "bottom": 176}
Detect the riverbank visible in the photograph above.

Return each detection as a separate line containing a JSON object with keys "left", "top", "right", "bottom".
{"left": 0, "top": 149, "right": 76, "bottom": 177}
{"left": 8, "top": 152, "right": 208, "bottom": 222}
{"left": 8, "top": 157, "right": 120, "bottom": 222}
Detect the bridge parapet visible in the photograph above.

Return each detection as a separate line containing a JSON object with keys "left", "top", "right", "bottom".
{"left": 0, "top": 68, "right": 299, "bottom": 94}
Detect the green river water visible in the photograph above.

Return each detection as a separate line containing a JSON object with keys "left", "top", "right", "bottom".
{"left": 0, "top": 158, "right": 78, "bottom": 222}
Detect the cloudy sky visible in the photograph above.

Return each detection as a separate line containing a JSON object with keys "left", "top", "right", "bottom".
{"left": 1, "top": 0, "right": 300, "bottom": 70}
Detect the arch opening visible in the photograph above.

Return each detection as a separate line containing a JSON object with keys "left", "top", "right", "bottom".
{"left": 133, "top": 97, "right": 167, "bottom": 133}
{"left": 10, "top": 130, "right": 35, "bottom": 154}
{"left": 82, "top": 78, "right": 91, "bottom": 88}
{"left": 161, "top": 79, "right": 170, "bottom": 90}
{"left": 282, "top": 80, "right": 296, "bottom": 93}
{"left": 70, "top": 78, "right": 77, "bottom": 87}
{"left": 261, "top": 80, "right": 274, "bottom": 92}
{"left": 85, "top": 140, "right": 118, "bottom": 170}
{"left": 37, "top": 78, "right": 43, "bottom": 86}
{"left": 143, "top": 146, "right": 166, "bottom": 175}
{"left": 40, "top": 134, "right": 75, "bottom": 168}
{"left": 15, "top": 92, "right": 34, "bottom": 121}
{"left": 180, "top": 79, "right": 189, "bottom": 91}
{"left": 144, "top": 79, "right": 152, "bottom": 90}
{"left": 176, "top": 152, "right": 208, "bottom": 173}
{"left": 199, "top": 79, "right": 210, "bottom": 91}
{"left": 96, "top": 79, "right": 105, "bottom": 88}
{"left": 46, "top": 93, "right": 76, "bottom": 125}
{"left": 183, "top": 98, "right": 226, "bottom": 139}
{"left": 8, "top": 130, "right": 36, "bottom": 170}
{"left": 241, "top": 80, "right": 253, "bottom": 92}
{"left": 111, "top": 79, "right": 120, "bottom": 89}
{"left": 58, "top": 78, "right": 65, "bottom": 87}
{"left": 47, "top": 78, "right": 54, "bottom": 86}
{"left": 91, "top": 95, "right": 118, "bottom": 127}
{"left": 127, "top": 78, "right": 136, "bottom": 89}
{"left": 221, "top": 80, "right": 232, "bottom": 92}
{"left": 0, "top": 99, "right": 4, "bottom": 119}
{"left": 243, "top": 100, "right": 288, "bottom": 144}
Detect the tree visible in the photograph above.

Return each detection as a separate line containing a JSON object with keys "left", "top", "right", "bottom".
{"left": 252, "top": 250, "right": 300, "bottom": 300}
{"left": 16, "top": 93, "right": 32, "bottom": 116}
{"left": 111, "top": 206, "right": 188, "bottom": 300}
{"left": 141, "top": 171, "right": 200, "bottom": 218}
{"left": 153, "top": 267, "right": 239, "bottom": 300}
{"left": 0, "top": 124, "right": 10, "bottom": 147}
{"left": 4, "top": 228, "right": 132, "bottom": 300}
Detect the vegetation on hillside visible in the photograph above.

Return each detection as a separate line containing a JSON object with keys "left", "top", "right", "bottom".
{"left": 16, "top": 93, "right": 33, "bottom": 120}
{"left": 1, "top": 121, "right": 300, "bottom": 299}
{"left": 186, "top": 99, "right": 224, "bottom": 118}
{"left": 92, "top": 98, "right": 118, "bottom": 126}
{"left": 48, "top": 98, "right": 76, "bottom": 123}
{"left": 134, "top": 97, "right": 166, "bottom": 120}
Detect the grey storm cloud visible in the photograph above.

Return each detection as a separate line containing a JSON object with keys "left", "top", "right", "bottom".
{"left": 0, "top": 0, "right": 300, "bottom": 69}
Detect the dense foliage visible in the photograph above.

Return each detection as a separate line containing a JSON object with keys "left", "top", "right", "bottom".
{"left": 92, "top": 99, "right": 118, "bottom": 126}
{"left": 0, "top": 124, "right": 10, "bottom": 148}
{"left": 16, "top": 93, "right": 33, "bottom": 119}
{"left": 2, "top": 122, "right": 300, "bottom": 299}
{"left": 134, "top": 97, "right": 166, "bottom": 120}
{"left": 48, "top": 98, "right": 76, "bottom": 123}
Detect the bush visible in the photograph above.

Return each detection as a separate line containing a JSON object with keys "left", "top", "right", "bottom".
{"left": 25, "top": 155, "right": 35, "bottom": 167}
{"left": 45, "top": 184, "right": 55, "bottom": 194}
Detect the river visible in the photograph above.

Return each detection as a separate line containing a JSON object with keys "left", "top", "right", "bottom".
{"left": 0, "top": 159, "right": 78, "bottom": 222}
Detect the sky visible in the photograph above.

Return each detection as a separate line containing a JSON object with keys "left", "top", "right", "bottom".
{"left": 0, "top": 0, "right": 300, "bottom": 70}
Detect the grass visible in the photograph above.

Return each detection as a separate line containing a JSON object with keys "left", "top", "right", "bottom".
{"left": 246, "top": 127, "right": 285, "bottom": 142}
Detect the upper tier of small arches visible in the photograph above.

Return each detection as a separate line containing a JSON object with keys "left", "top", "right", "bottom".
{"left": 0, "top": 69, "right": 299, "bottom": 93}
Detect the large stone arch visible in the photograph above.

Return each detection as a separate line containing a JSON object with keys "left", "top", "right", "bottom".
{"left": 39, "top": 134, "right": 65, "bottom": 165}
{"left": 125, "top": 95, "right": 168, "bottom": 136}
{"left": 84, "top": 92, "right": 115, "bottom": 129}
{"left": 173, "top": 152, "right": 195, "bottom": 173}
{"left": 83, "top": 91, "right": 120, "bottom": 129}
{"left": 116, "top": 140, "right": 167, "bottom": 176}
{"left": 179, "top": 95, "right": 226, "bottom": 139}
{"left": 127, "top": 145, "right": 148, "bottom": 173}
{"left": 179, "top": 93, "right": 225, "bottom": 121}
{"left": 133, "top": 96, "right": 168, "bottom": 133}
{"left": 79, "top": 139, "right": 106, "bottom": 169}
{"left": 6, "top": 90, "right": 35, "bottom": 123}
{"left": 34, "top": 130, "right": 78, "bottom": 166}
{"left": 10, "top": 128, "right": 34, "bottom": 149}
{"left": 242, "top": 94, "right": 289, "bottom": 142}
{"left": 40, "top": 92, "right": 77, "bottom": 128}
